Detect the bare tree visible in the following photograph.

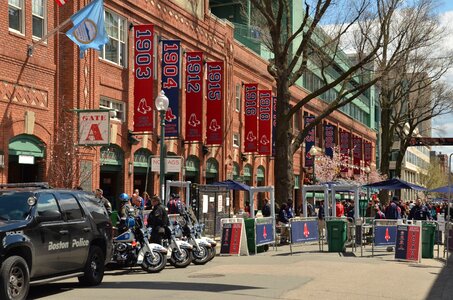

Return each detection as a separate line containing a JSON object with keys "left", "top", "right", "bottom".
{"left": 247, "top": 0, "right": 442, "bottom": 203}
{"left": 377, "top": 0, "right": 453, "bottom": 191}
{"left": 48, "top": 110, "right": 95, "bottom": 188}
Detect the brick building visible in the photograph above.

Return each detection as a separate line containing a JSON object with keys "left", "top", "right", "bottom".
{"left": 0, "top": 0, "right": 377, "bottom": 212}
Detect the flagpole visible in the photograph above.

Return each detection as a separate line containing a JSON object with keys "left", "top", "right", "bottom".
{"left": 28, "top": 18, "right": 73, "bottom": 56}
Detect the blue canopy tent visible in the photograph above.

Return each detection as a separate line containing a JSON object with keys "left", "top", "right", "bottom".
{"left": 211, "top": 179, "right": 251, "bottom": 191}
{"left": 428, "top": 185, "right": 453, "bottom": 193}
{"left": 363, "top": 178, "right": 427, "bottom": 191}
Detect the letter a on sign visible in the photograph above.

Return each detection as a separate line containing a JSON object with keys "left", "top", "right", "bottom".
{"left": 85, "top": 124, "right": 103, "bottom": 141}
{"left": 78, "top": 110, "right": 110, "bottom": 145}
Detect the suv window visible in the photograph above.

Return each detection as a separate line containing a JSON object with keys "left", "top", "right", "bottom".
{"left": 37, "top": 193, "right": 60, "bottom": 215}
{"left": 80, "top": 193, "right": 108, "bottom": 221}
{"left": 0, "top": 191, "right": 32, "bottom": 221}
{"left": 60, "top": 193, "right": 84, "bottom": 221}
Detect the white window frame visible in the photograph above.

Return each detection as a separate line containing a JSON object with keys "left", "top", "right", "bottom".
{"left": 100, "top": 98, "right": 126, "bottom": 122}
{"left": 233, "top": 133, "right": 240, "bottom": 148}
{"left": 99, "top": 10, "right": 127, "bottom": 67}
{"left": 32, "top": 0, "right": 47, "bottom": 39}
{"left": 235, "top": 84, "right": 241, "bottom": 112}
{"left": 8, "top": 0, "right": 25, "bottom": 34}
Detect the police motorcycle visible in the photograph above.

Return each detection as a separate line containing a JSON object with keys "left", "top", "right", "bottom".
{"left": 111, "top": 193, "right": 167, "bottom": 273}
{"left": 157, "top": 223, "right": 194, "bottom": 268}
{"left": 193, "top": 223, "right": 217, "bottom": 261}
{"left": 177, "top": 208, "right": 213, "bottom": 265}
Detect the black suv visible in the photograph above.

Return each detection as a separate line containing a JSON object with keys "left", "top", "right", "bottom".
{"left": 0, "top": 183, "right": 113, "bottom": 300}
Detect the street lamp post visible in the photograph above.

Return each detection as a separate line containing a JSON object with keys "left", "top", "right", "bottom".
{"left": 309, "top": 146, "right": 321, "bottom": 184}
{"left": 155, "top": 91, "right": 169, "bottom": 204}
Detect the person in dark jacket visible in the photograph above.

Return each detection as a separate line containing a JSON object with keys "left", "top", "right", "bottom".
{"left": 147, "top": 195, "right": 170, "bottom": 245}
{"left": 385, "top": 196, "right": 401, "bottom": 220}
{"left": 278, "top": 203, "right": 289, "bottom": 244}
{"left": 262, "top": 198, "right": 271, "bottom": 217}
{"left": 408, "top": 198, "right": 431, "bottom": 221}
{"left": 95, "top": 188, "right": 112, "bottom": 215}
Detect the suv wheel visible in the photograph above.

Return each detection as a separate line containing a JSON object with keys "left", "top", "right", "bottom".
{"left": 78, "top": 246, "right": 105, "bottom": 286}
{"left": 0, "top": 256, "right": 29, "bottom": 300}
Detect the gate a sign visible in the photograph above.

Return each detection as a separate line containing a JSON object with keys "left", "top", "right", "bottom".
{"left": 78, "top": 110, "right": 110, "bottom": 145}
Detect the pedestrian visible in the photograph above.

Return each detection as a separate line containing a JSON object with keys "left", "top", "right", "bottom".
{"left": 287, "top": 200, "right": 294, "bottom": 219}
{"left": 375, "top": 205, "right": 386, "bottom": 219}
{"left": 262, "top": 198, "right": 271, "bottom": 217}
{"left": 335, "top": 200, "right": 344, "bottom": 217}
{"left": 408, "top": 198, "right": 431, "bottom": 221}
{"left": 147, "top": 195, "right": 170, "bottom": 245}
{"left": 167, "top": 193, "right": 179, "bottom": 214}
{"left": 385, "top": 196, "right": 402, "bottom": 219}
{"left": 94, "top": 188, "right": 112, "bottom": 215}
{"left": 143, "top": 192, "right": 152, "bottom": 210}
{"left": 318, "top": 200, "right": 326, "bottom": 238}
{"left": 278, "top": 203, "right": 289, "bottom": 244}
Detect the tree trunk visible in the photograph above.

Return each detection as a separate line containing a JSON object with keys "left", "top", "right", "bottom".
{"left": 274, "top": 79, "right": 294, "bottom": 205}
{"left": 379, "top": 102, "right": 393, "bottom": 205}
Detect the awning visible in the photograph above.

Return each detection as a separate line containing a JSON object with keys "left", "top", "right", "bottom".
{"left": 243, "top": 165, "right": 252, "bottom": 179}
{"left": 257, "top": 167, "right": 265, "bottom": 179}
{"left": 363, "top": 178, "right": 426, "bottom": 191}
{"left": 206, "top": 159, "right": 218, "bottom": 174}
{"left": 185, "top": 156, "right": 200, "bottom": 172}
{"left": 9, "top": 135, "right": 44, "bottom": 157}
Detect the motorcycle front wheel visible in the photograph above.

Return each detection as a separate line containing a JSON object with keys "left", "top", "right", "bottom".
{"left": 141, "top": 251, "right": 167, "bottom": 273}
{"left": 192, "top": 245, "right": 210, "bottom": 265}
{"left": 170, "top": 248, "right": 192, "bottom": 268}
{"left": 208, "top": 246, "right": 216, "bottom": 261}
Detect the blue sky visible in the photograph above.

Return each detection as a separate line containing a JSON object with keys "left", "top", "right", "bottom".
{"left": 439, "top": 1, "right": 453, "bottom": 12}
{"left": 431, "top": 3, "right": 453, "bottom": 157}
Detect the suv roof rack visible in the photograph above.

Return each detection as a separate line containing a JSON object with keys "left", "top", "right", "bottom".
{"left": 0, "top": 182, "right": 50, "bottom": 189}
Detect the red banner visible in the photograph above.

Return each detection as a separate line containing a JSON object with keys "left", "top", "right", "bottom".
{"left": 272, "top": 96, "right": 277, "bottom": 157}
{"left": 339, "top": 129, "right": 350, "bottom": 173}
{"left": 244, "top": 83, "right": 258, "bottom": 152}
{"left": 304, "top": 116, "right": 316, "bottom": 167}
{"left": 364, "top": 141, "right": 372, "bottom": 167}
{"left": 185, "top": 52, "right": 203, "bottom": 142}
{"left": 258, "top": 90, "right": 272, "bottom": 155}
{"left": 352, "top": 136, "right": 363, "bottom": 175}
{"left": 206, "top": 61, "right": 224, "bottom": 145}
{"left": 133, "top": 24, "right": 154, "bottom": 132}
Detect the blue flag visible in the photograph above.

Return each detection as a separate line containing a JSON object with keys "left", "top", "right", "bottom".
{"left": 65, "top": 0, "right": 109, "bottom": 58}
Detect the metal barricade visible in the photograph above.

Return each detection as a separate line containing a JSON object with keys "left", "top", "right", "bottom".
{"left": 372, "top": 219, "right": 398, "bottom": 257}
{"left": 288, "top": 217, "right": 321, "bottom": 255}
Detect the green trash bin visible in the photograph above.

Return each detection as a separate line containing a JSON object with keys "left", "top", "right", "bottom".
{"left": 326, "top": 219, "right": 347, "bottom": 252}
{"left": 244, "top": 218, "right": 265, "bottom": 254}
{"left": 422, "top": 223, "right": 436, "bottom": 259}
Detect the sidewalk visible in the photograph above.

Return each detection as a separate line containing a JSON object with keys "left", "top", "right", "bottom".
{"left": 210, "top": 242, "right": 451, "bottom": 300}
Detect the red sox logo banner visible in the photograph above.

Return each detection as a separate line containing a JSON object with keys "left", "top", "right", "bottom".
{"left": 339, "top": 129, "right": 350, "bottom": 173}
{"left": 206, "top": 61, "right": 224, "bottom": 145}
{"left": 161, "top": 40, "right": 181, "bottom": 137}
{"left": 324, "top": 124, "right": 335, "bottom": 158}
{"left": 185, "top": 52, "right": 203, "bottom": 142}
{"left": 353, "top": 136, "right": 363, "bottom": 175}
{"left": 258, "top": 90, "right": 272, "bottom": 155}
{"left": 133, "top": 24, "right": 154, "bottom": 132}
{"left": 364, "top": 141, "right": 372, "bottom": 167}
{"left": 244, "top": 84, "right": 258, "bottom": 152}
{"left": 304, "top": 116, "right": 316, "bottom": 167}
{"left": 272, "top": 96, "right": 277, "bottom": 157}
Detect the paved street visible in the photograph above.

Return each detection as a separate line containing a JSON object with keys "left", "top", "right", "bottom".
{"left": 27, "top": 244, "right": 452, "bottom": 300}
